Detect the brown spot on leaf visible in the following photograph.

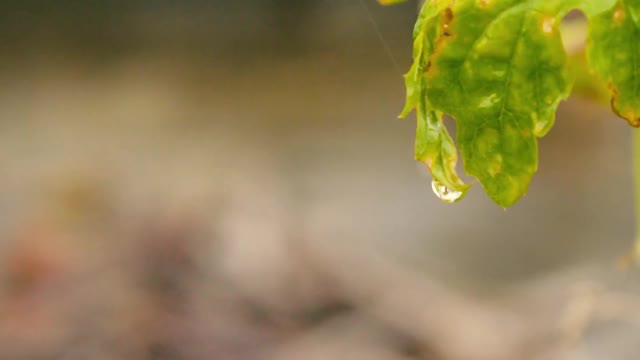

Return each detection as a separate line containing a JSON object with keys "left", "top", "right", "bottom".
{"left": 609, "top": 82, "right": 640, "bottom": 127}
{"left": 425, "top": 60, "right": 432, "bottom": 73}
{"left": 440, "top": 8, "right": 454, "bottom": 36}
{"left": 442, "top": 7, "right": 453, "bottom": 26}
{"left": 613, "top": 7, "right": 625, "bottom": 23}
{"left": 427, "top": 6, "right": 455, "bottom": 76}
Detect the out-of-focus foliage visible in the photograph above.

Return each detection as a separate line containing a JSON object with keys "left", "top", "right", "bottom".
{"left": 378, "top": 0, "right": 409, "bottom": 5}
{"left": 588, "top": 1, "right": 640, "bottom": 127}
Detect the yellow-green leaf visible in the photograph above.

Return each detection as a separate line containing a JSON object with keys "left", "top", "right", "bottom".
{"left": 587, "top": 0, "right": 640, "bottom": 126}
{"left": 425, "top": 1, "right": 575, "bottom": 206}
{"left": 400, "top": 0, "right": 635, "bottom": 206}
{"left": 400, "top": 0, "right": 471, "bottom": 199}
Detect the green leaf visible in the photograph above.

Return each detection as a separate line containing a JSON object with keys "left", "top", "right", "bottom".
{"left": 425, "top": 0, "right": 575, "bottom": 206}
{"left": 399, "top": 0, "right": 635, "bottom": 206}
{"left": 575, "top": 0, "right": 618, "bottom": 17}
{"left": 415, "top": 108, "right": 471, "bottom": 201}
{"left": 587, "top": 0, "right": 640, "bottom": 127}
{"left": 401, "top": 0, "right": 452, "bottom": 118}
{"left": 400, "top": 0, "right": 471, "bottom": 199}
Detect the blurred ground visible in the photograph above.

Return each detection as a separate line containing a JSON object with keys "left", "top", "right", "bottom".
{"left": 0, "top": 1, "right": 640, "bottom": 359}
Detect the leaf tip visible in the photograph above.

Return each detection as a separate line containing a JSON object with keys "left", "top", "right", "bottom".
{"left": 608, "top": 83, "right": 640, "bottom": 127}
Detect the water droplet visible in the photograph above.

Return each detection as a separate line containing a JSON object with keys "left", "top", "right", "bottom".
{"left": 431, "top": 179, "right": 463, "bottom": 203}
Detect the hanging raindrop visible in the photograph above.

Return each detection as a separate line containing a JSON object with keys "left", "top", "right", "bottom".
{"left": 431, "top": 179, "right": 463, "bottom": 203}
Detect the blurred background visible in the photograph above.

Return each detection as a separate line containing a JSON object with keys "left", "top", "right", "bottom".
{"left": 1, "top": 1, "right": 640, "bottom": 359}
